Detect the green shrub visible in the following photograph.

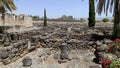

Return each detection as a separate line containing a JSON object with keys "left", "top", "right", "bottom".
{"left": 102, "top": 18, "right": 109, "bottom": 22}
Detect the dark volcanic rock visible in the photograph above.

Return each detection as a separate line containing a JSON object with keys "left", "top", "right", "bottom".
{"left": 96, "top": 44, "right": 109, "bottom": 52}
{"left": 60, "top": 43, "right": 69, "bottom": 60}
{"left": 12, "top": 48, "right": 19, "bottom": 54}
{"left": 28, "top": 46, "right": 36, "bottom": 52}
{"left": 0, "top": 49, "right": 9, "bottom": 59}
{"left": 54, "top": 53, "right": 60, "bottom": 60}
{"left": 7, "top": 45, "right": 13, "bottom": 51}
{"left": 13, "top": 40, "right": 27, "bottom": 48}
{"left": 22, "top": 57, "right": 32, "bottom": 67}
{"left": 1, "top": 57, "right": 11, "bottom": 65}
{"left": 3, "top": 41, "right": 10, "bottom": 47}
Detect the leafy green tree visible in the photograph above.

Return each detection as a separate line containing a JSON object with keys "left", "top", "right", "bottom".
{"left": 80, "top": 18, "right": 86, "bottom": 22}
{"left": 43, "top": 8, "right": 47, "bottom": 27}
{"left": 88, "top": 0, "right": 96, "bottom": 27}
{"left": 68, "top": 16, "right": 74, "bottom": 20}
{"left": 32, "top": 16, "right": 39, "bottom": 21}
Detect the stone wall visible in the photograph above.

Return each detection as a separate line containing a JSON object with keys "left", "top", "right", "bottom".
{"left": 0, "top": 13, "right": 33, "bottom": 27}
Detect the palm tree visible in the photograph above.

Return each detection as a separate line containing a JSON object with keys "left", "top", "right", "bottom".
{"left": 0, "top": 0, "right": 16, "bottom": 32}
{"left": 97, "top": 0, "right": 120, "bottom": 38}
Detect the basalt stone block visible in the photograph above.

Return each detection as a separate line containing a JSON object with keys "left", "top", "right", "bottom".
{"left": 3, "top": 41, "right": 10, "bottom": 47}
{"left": 28, "top": 46, "right": 36, "bottom": 52}
{"left": 7, "top": 45, "right": 13, "bottom": 51}
{"left": 95, "top": 41, "right": 103, "bottom": 46}
{"left": 13, "top": 42, "right": 21, "bottom": 48}
{"left": 60, "top": 44, "right": 69, "bottom": 60}
{"left": 54, "top": 53, "right": 60, "bottom": 60}
{"left": 12, "top": 48, "right": 19, "bottom": 54}
{"left": 1, "top": 57, "right": 11, "bottom": 65}
{"left": 8, "top": 52, "right": 15, "bottom": 59}
{"left": 1, "top": 34, "right": 8, "bottom": 43}
{"left": 10, "top": 33, "right": 17, "bottom": 41}
{"left": 103, "top": 39, "right": 112, "bottom": 44}
{"left": 31, "top": 36, "right": 38, "bottom": 43}
{"left": 13, "top": 41, "right": 26, "bottom": 48}
{"left": 94, "top": 51, "right": 104, "bottom": 62}
{"left": 0, "top": 49, "right": 9, "bottom": 59}
{"left": 22, "top": 57, "right": 32, "bottom": 67}
{"left": 96, "top": 44, "right": 109, "bottom": 52}
{"left": 23, "top": 44, "right": 28, "bottom": 49}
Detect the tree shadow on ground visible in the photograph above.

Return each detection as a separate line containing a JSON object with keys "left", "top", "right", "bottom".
{"left": 90, "top": 34, "right": 112, "bottom": 41}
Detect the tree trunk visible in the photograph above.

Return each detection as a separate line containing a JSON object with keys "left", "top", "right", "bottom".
{"left": 112, "top": 0, "right": 120, "bottom": 38}
{"left": 114, "top": 0, "right": 119, "bottom": 25}
{"left": 88, "top": 0, "right": 96, "bottom": 27}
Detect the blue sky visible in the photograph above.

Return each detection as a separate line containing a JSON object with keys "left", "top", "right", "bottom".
{"left": 14, "top": 0, "right": 113, "bottom": 18}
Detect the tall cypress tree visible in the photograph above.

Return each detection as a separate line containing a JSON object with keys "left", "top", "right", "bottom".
{"left": 88, "top": 0, "right": 95, "bottom": 27}
{"left": 44, "top": 8, "right": 47, "bottom": 27}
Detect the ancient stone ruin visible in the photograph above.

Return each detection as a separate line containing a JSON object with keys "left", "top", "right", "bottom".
{"left": 0, "top": 12, "right": 114, "bottom": 68}
{"left": 0, "top": 21, "right": 114, "bottom": 68}
{"left": 0, "top": 13, "right": 33, "bottom": 27}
